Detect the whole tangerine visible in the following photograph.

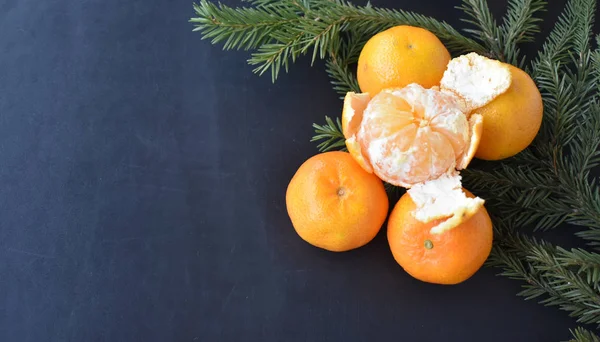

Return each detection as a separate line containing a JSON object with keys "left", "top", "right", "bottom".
{"left": 286, "top": 151, "right": 389, "bottom": 252}
{"left": 357, "top": 25, "right": 451, "bottom": 95}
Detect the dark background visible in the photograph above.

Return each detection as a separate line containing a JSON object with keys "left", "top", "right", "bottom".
{"left": 0, "top": 0, "right": 595, "bottom": 341}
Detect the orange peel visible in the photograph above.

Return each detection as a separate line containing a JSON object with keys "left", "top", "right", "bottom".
{"left": 457, "top": 113, "right": 483, "bottom": 170}
{"left": 440, "top": 52, "right": 512, "bottom": 113}
{"left": 342, "top": 92, "right": 370, "bottom": 138}
{"left": 407, "top": 173, "right": 485, "bottom": 234}
{"left": 342, "top": 92, "right": 373, "bottom": 173}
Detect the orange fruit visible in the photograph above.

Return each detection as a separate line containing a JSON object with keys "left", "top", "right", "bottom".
{"left": 286, "top": 151, "right": 389, "bottom": 252}
{"left": 474, "top": 65, "right": 543, "bottom": 160}
{"left": 387, "top": 190, "right": 493, "bottom": 285}
{"left": 357, "top": 25, "right": 451, "bottom": 96}
{"left": 342, "top": 84, "right": 482, "bottom": 188}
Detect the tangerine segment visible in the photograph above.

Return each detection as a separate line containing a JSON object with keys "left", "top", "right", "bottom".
{"left": 440, "top": 52, "right": 512, "bottom": 113}
{"left": 407, "top": 173, "right": 485, "bottom": 234}
{"left": 355, "top": 84, "right": 470, "bottom": 187}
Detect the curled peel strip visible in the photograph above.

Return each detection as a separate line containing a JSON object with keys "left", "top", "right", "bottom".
{"left": 440, "top": 52, "right": 512, "bottom": 113}
{"left": 456, "top": 113, "right": 483, "bottom": 170}
{"left": 407, "top": 173, "right": 485, "bottom": 234}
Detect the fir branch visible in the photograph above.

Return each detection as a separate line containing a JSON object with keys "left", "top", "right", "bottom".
{"left": 501, "top": 0, "right": 547, "bottom": 45}
{"left": 190, "top": 0, "right": 301, "bottom": 51}
{"left": 495, "top": 195, "right": 569, "bottom": 230}
{"left": 499, "top": 0, "right": 547, "bottom": 65}
{"left": 576, "top": 230, "right": 600, "bottom": 251}
{"left": 570, "top": 105, "right": 600, "bottom": 176}
{"left": 458, "top": 0, "right": 547, "bottom": 65}
{"left": 325, "top": 34, "right": 363, "bottom": 97}
{"left": 241, "top": 0, "right": 285, "bottom": 7}
{"left": 191, "top": 0, "right": 486, "bottom": 81}
{"left": 570, "top": 49, "right": 600, "bottom": 178}
{"left": 306, "top": 1, "right": 486, "bottom": 55}
{"left": 532, "top": 0, "right": 581, "bottom": 69}
{"left": 489, "top": 227, "right": 600, "bottom": 326}
{"left": 575, "top": 175, "right": 600, "bottom": 247}
{"left": 463, "top": 164, "right": 558, "bottom": 193}
{"left": 464, "top": 159, "right": 600, "bottom": 234}
{"left": 462, "top": 166, "right": 570, "bottom": 230}
{"left": 565, "top": 50, "right": 600, "bottom": 172}
{"left": 567, "top": 327, "right": 600, "bottom": 342}
{"left": 572, "top": 0, "right": 597, "bottom": 55}
{"left": 571, "top": 175, "right": 600, "bottom": 247}
{"left": 311, "top": 116, "right": 347, "bottom": 152}
{"left": 458, "top": 0, "right": 503, "bottom": 59}
{"left": 536, "top": 64, "right": 579, "bottom": 148}
{"left": 557, "top": 161, "right": 600, "bottom": 231}
{"left": 247, "top": 28, "right": 307, "bottom": 82}
{"left": 532, "top": 0, "right": 595, "bottom": 148}
{"left": 555, "top": 0, "right": 598, "bottom": 148}
{"left": 556, "top": 247, "right": 600, "bottom": 291}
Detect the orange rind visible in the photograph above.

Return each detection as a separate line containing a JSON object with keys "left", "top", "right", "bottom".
{"left": 457, "top": 113, "right": 483, "bottom": 170}
{"left": 345, "top": 136, "right": 373, "bottom": 173}
{"left": 342, "top": 92, "right": 373, "bottom": 173}
{"left": 342, "top": 92, "right": 370, "bottom": 138}
{"left": 407, "top": 173, "right": 485, "bottom": 234}
{"left": 440, "top": 52, "right": 512, "bottom": 113}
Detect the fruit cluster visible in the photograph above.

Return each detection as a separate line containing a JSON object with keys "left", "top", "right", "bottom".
{"left": 286, "top": 26, "right": 543, "bottom": 285}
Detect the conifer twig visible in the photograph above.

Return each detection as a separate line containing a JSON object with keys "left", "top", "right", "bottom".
{"left": 488, "top": 223, "right": 600, "bottom": 326}
{"left": 191, "top": 0, "right": 486, "bottom": 81}
{"left": 325, "top": 34, "right": 363, "bottom": 97}
{"left": 567, "top": 326, "right": 600, "bottom": 342}
{"left": 459, "top": 0, "right": 547, "bottom": 65}
{"left": 311, "top": 116, "right": 347, "bottom": 152}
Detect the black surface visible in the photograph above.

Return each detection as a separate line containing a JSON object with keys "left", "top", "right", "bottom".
{"left": 0, "top": 0, "right": 593, "bottom": 341}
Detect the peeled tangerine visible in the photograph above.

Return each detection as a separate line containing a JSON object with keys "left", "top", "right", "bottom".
{"left": 343, "top": 52, "right": 511, "bottom": 234}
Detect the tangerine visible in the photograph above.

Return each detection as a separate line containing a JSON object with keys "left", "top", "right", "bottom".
{"left": 357, "top": 25, "right": 451, "bottom": 95}
{"left": 387, "top": 189, "right": 493, "bottom": 284}
{"left": 474, "top": 65, "right": 543, "bottom": 160}
{"left": 286, "top": 151, "right": 389, "bottom": 252}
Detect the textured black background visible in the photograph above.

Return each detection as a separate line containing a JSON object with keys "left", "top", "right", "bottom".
{"left": 0, "top": 0, "right": 595, "bottom": 341}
